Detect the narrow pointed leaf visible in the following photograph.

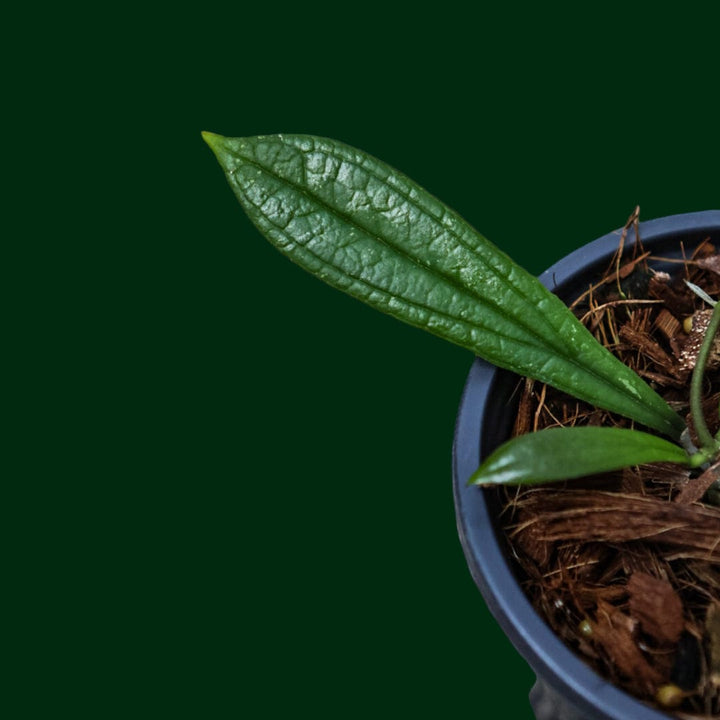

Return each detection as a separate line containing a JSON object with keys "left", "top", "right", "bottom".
{"left": 470, "top": 426, "right": 690, "bottom": 486}
{"left": 204, "top": 132, "right": 684, "bottom": 439}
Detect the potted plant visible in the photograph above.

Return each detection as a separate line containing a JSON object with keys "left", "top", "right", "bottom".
{"left": 454, "top": 211, "right": 720, "bottom": 720}
{"left": 202, "top": 131, "right": 719, "bottom": 719}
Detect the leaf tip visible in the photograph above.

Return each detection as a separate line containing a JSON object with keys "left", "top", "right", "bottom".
{"left": 201, "top": 130, "right": 226, "bottom": 158}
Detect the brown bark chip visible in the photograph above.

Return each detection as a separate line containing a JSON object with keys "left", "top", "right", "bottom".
{"left": 675, "top": 461, "right": 720, "bottom": 506}
{"left": 512, "top": 491, "right": 720, "bottom": 563}
{"left": 591, "top": 600, "right": 664, "bottom": 691}
{"left": 627, "top": 571, "right": 684, "bottom": 645}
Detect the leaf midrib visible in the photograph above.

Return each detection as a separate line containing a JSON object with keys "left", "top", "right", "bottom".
{"left": 232, "top": 145, "right": 564, "bottom": 351}
{"left": 248, "top": 195, "right": 559, "bottom": 359}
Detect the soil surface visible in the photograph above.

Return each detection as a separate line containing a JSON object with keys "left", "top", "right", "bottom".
{"left": 498, "top": 212, "right": 720, "bottom": 718}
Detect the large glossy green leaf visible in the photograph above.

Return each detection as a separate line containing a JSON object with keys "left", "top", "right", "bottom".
{"left": 203, "top": 132, "right": 685, "bottom": 440}
{"left": 470, "top": 426, "right": 690, "bottom": 486}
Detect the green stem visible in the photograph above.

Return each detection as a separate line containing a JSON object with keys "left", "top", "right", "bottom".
{"left": 690, "top": 302, "right": 720, "bottom": 452}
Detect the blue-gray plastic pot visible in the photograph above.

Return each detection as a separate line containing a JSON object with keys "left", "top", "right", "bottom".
{"left": 453, "top": 210, "right": 720, "bottom": 720}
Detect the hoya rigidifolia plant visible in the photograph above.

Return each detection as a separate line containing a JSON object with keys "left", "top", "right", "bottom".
{"left": 203, "top": 132, "right": 720, "bottom": 504}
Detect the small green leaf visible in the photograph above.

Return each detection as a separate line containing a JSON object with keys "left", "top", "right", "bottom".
{"left": 685, "top": 280, "right": 717, "bottom": 307}
{"left": 204, "top": 132, "right": 685, "bottom": 439}
{"left": 470, "top": 426, "right": 690, "bottom": 486}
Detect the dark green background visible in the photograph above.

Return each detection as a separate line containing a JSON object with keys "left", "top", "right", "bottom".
{"left": 21, "top": 6, "right": 717, "bottom": 719}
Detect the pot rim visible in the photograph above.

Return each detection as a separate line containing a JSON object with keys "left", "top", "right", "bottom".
{"left": 452, "top": 210, "right": 720, "bottom": 720}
